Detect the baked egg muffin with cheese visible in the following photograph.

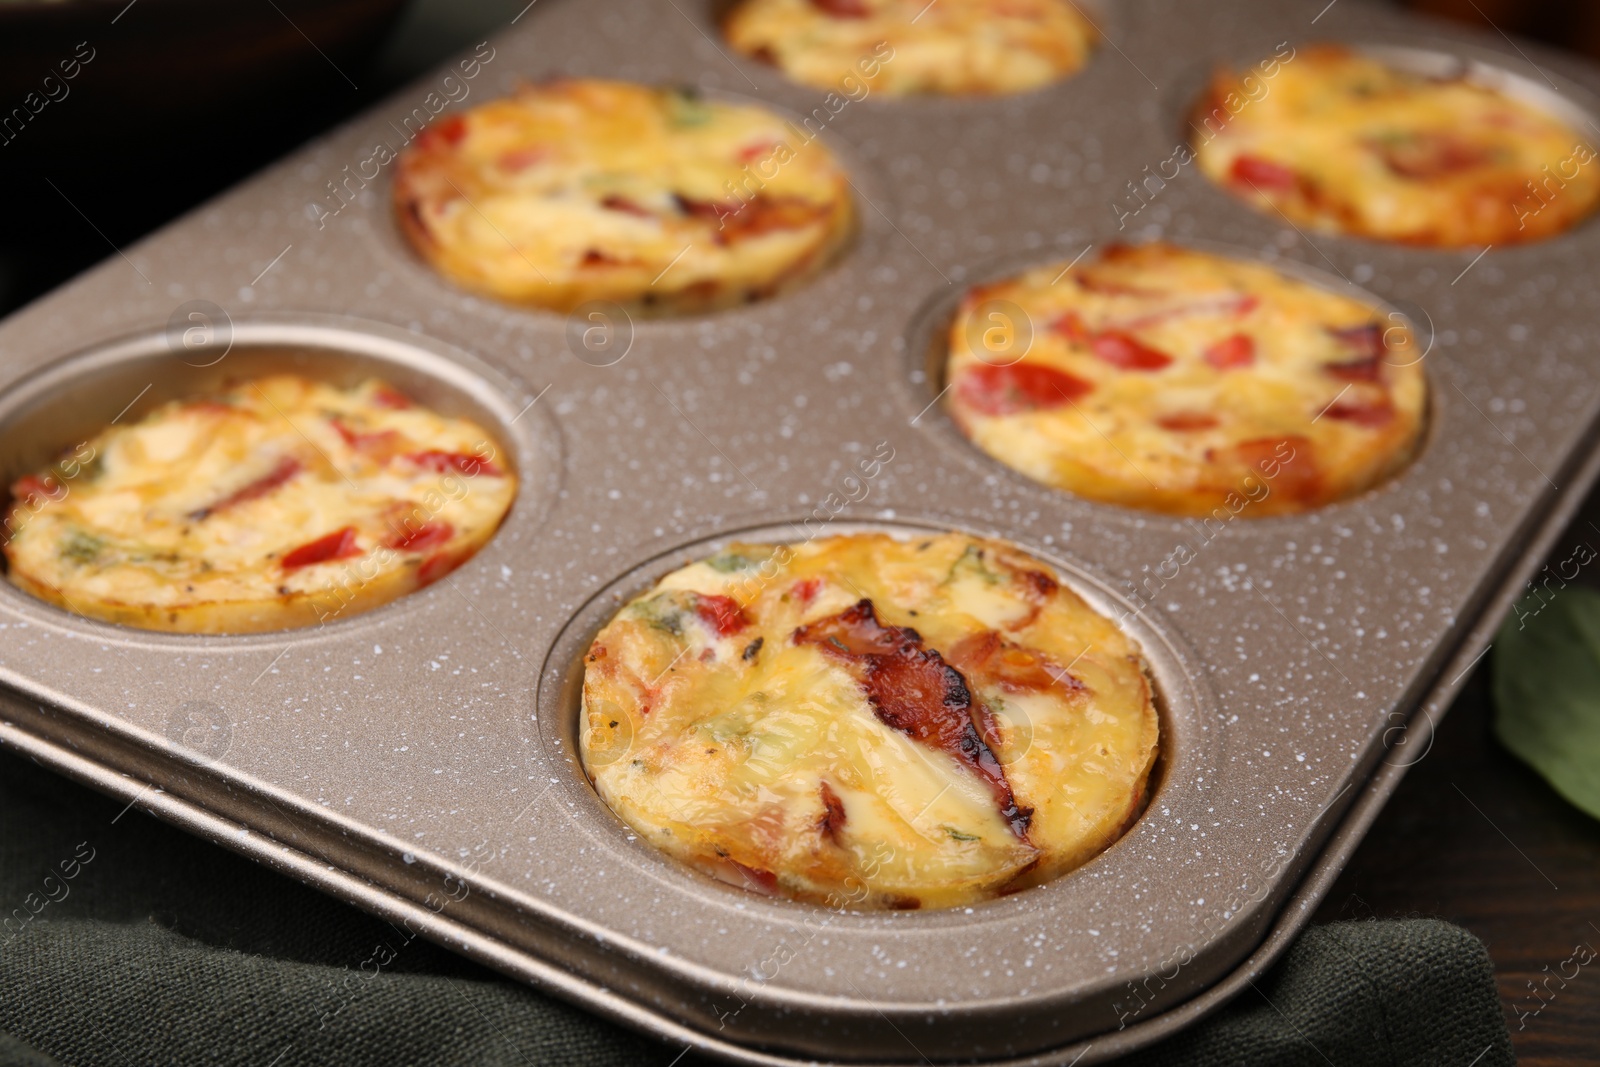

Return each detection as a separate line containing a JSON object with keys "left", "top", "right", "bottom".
{"left": 942, "top": 243, "right": 1427, "bottom": 517}
{"left": 579, "top": 532, "right": 1158, "bottom": 910}
{"left": 2, "top": 375, "right": 515, "bottom": 634}
{"left": 934, "top": 247, "right": 1427, "bottom": 521}
{"left": 1192, "top": 45, "right": 1600, "bottom": 246}
{"left": 394, "top": 78, "right": 855, "bottom": 313}
{"left": 722, "top": 0, "right": 1098, "bottom": 96}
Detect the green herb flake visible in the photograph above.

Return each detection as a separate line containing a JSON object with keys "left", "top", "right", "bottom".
{"left": 944, "top": 827, "right": 980, "bottom": 842}
{"left": 662, "top": 87, "right": 712, "bottom": 128}
{"left": 946, "top": 544, "right": 1000, "bottom": 586}
{"left": 1492, "top": 588, "right": 1600, "bottom": 821}
{"left": 706, "top": 548, "right": 766, "bottom": 574}
{"left": 60, "top": 530, "right": 106, "bottom": 565}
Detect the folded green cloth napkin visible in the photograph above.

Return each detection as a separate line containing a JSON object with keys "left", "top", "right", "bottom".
{"left": 0, "top": 750, "right": 1512, "bottom": 1066}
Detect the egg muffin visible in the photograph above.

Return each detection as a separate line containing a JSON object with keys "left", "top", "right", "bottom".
{"left": 942, "top": 243, "right": 1427, "bottom": 516}
{"left": 723, "top": 0, "right": 1097, "bottom": 96}
{"left": 394, "top": 78, "right": 855, "bottom": 313}
{"left": 1192, "top": 45, "right": 1600, "bottom": 246}
{"left": 2, "top": 376, "right": 515, "bottom": 633}
{"left": 579, "top": 532, "right": 1158, "bottom": 910}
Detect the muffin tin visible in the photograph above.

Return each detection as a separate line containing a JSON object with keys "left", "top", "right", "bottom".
{"left": 2, "top": 0, "right": 1599, "bottom": 1062}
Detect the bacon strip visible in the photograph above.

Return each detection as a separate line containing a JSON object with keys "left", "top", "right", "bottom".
{"left": 946, "top": 630, "right": 1085, "bottom": 695}
{"left": 818, "top": 781, "right": 847, "bottom": 845}
{"left": 794, "top": 600, "right": 1032, "bottom": 839}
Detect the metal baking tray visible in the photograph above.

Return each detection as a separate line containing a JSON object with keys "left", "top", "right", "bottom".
{"left": 3, "top": 0, "right": 1599, "bottom": 1061}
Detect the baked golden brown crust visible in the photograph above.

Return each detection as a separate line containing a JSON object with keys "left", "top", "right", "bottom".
{"left": 579, "top": 532, "right": 1158, "bottom": 910}
{"left": 1192, "top": 45, "right": 1600, "bottom": 246}
{"left": 942, "top": 242, "right": 1428, "bottom": 516}
{"left": 393, "top": 78, "right": 855, "bottom": 313}
{"left": 723, "top": 0, "right": 1097, "bottom": 96}
{"left": 2, "top": 376, "right": 515, "bottom": 633}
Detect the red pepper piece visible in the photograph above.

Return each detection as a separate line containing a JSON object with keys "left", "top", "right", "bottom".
{"left": 193, "top": 457, "right": 302, "bottom": 520}
{"left": 694, "top": 593, "right": 749, "bottom": 637}
{"left": 956, "top": 363, "right": 1094, "bottom": 417}
{"left": 1203, "top": 333, "right": 1256, "bottom": 369}
{"left": 282, "top": 526, "right": 361, "bottom": 570}
{"left": 11, "top": 474, "right": 63, "bottom": 507}
{"left": 405, "top": 451, "right": 503, "bottom": 477}
{"left": 384, "top": 519, "right": 454, "bottom": 552}
{"left": 417, "top": 550, "right": 462, "bottom": 586}
{"left": 1090, "top": 331, "right": 1174, "bottom": 371}
{"left": 1229, "top": 155, "right": 1301, "bottom": 191}
{"left": 370, "top": 385, "right": 412, "bottom": 410}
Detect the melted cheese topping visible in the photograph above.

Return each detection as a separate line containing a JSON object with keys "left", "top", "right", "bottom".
{"left": 394, "top": 78, "right": 855, "bottom": 313}
{"left": 723, "top": 0, "right": 1096, "bottom": 96}
{"left": 942, "top": 242, "right": 1428, "bottom": 516}
{"left": 580, "top": 533, "right": 1157, "bottom": 910}
{"left": 1193, "top": 45, "right": 1600, "bottom": 246}
{"left": 2, "top": 376, "right": 516, "bottom": 634}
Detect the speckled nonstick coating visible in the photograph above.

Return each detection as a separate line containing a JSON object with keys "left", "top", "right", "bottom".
{"left": 0, "top": 0, "right": 1597, "bottom": 1062}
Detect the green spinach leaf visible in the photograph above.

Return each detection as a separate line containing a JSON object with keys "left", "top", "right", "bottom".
{"left": 1492, "top": 588, "right": 1600, "bottom": 820}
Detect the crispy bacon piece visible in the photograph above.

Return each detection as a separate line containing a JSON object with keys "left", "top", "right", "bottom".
{"left": 281, "top": 526, "right": 361, "bottom": 570}
{"left": 956, "top": 363, "right": 1093, "bottom": 417}
{"left": 818, "top": 781, "right": 847, "bottom": 844}
{"left": 694, "top": 593, "right": 749, "bottom": 637}
{"left": 1203, "top": 333, "right": 1256, "bottom": 369}
{"left": 1324, "top": 395, "right": 1394, "bottom": 427}
{"left": 810, "top": 0, "right": 869, "bottom": 16}
{"left": 1157, "top": 412, "right": 1220, "bottom": 432}
{"left": 332, "top": 420, "right": 401, "bottom": 452}
{"left": 191, "top": 457, "right": 302, "bottom": 520}
{"left": 1229, "top": 154, "right": 1302, "bottom": 192}
{"left": 1329, "top": 322, "right": 1384, "bottom": 358}
{"left": 794, "top": 600, "right": 1032, "bottom": 839}
{"left": 405, "top": 450, "right": 502, "bottom": 477}
{"left": 721, "top": 196, "right": 827, "bottom": 242}
{"left": 1369, "top": 131, "right": 1491, "bottom": 180}
{"left": 1234, "top": 436, "right": 1321, "bottom": 503}
{"left": 947, "top": 630, "right": 1085, "bottom": 695}
{"left": 600, "top": 194, "right": 654, "bottom": 218}
{"left": 1090, "top": 331, "right": 1174, "bottom": 371}
{"left": 384, "top": 519, "right": 453, "bottom": 552}
{"left": 1016, "top": 568, "right": 1058, "bottom": 600}
{"left": 1323, "top": 358, "right": 1382, "bottom": 382}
